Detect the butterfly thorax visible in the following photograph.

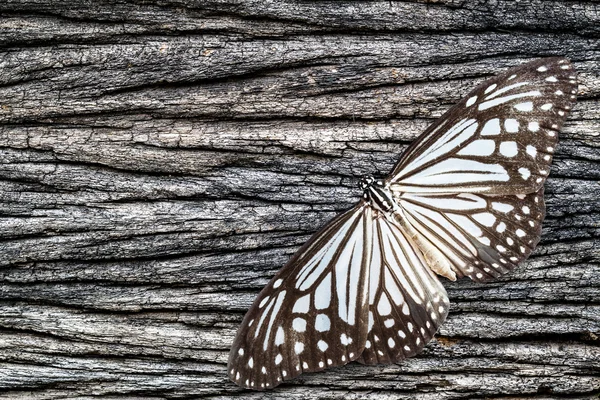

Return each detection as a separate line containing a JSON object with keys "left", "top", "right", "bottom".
{"left": 360, "top": 176, "right": 396, "bottom": 213}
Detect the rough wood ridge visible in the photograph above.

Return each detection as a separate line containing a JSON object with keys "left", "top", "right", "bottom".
{"left": 0, "top": 1, "right": 599, "bottom": 399}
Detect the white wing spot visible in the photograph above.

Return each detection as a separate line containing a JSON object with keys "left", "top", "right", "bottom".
{"left": 340, "top": 333, "right": 350, "bottom": 346}
{"left": 541, "top": 103, "right": 553, "bottom": 111}
{"left": 292, "top": 295, "right": 310, "bottom": 313}
{"left": 514, "top": 101, "right": 533, "bottom": 111}
{"left": 508, "top": 74, "right": 517, "bottom": 80}
{"left": 388, "top": 338, "right": 396, "bottom": 348}
{"left": 466, "top": 96, "right": 478, "bottom": 107}
{"left": 259, "top": 296, "right": 270, "bottom": 308}
{"left": 511, "top": 257, "right": 519, "bottom": 262}
{"left": 496, "top": 222, "right": 506, "bottom": 233}
{"left": 522, "top": 206, "right": 530, "bottom": 214}
{"left": 398, "top": 330, "right": 406, "bottom": 338}
{"left": 407, "top": 322, "right": 414, "bottom": 332}
{"left": 555, "top": 90, "right": 563, "bottom": 95}
{"left": 504, "top": 119, "right": 519, "bottom": 133}
{"left": 303, "top": 362, "right": 309, "bottom": 369}
{"left": 537, "top": 66, "right": 548, "bottom": 72}
{"left": 547, "top": 130, "right": 556, "bottom": 137}
{"left": 519, "top": 167, "right": 531, "bottom": 180}
{"left": 318, "top": 340, "right": 329, "bottom": 352}
{"left": 478, "top": 236, "right": 491, "bottom": 246}
{"left": 497, "top": 245, "right": 507, "bottom": 253}
{"left": 404, "top": 345, "right": 411, "bottom": 351}
{"left": 481, "top": 118, "right": 501, "bottom": 136}
{"left": 377, "top": 294, "right": 392, "bottom": 316}
{"left": 457, "top": 139, "right": 496, "bottom": 156}
{"left": 377, "top": 350, "right": 384, "bottom": 356}
{"left": 315, "top": 314, "right": 331, "bottom": 332}
{"left": 485, "top": 83, "right": 497, "bottom": 94}
{"left": 275, "top": 326, "right": 285, "bottom": 345}
{"left": 275, "top": 354, "right": 282, "bottom": 365}
{"left": 516, "top": 229, "right": 526, "bottom": 237}
{"left": 293, "top": 318, "right": 307, "bottom": 333}
{"left": 365, "top": 340, "right": 371, "bottom": 349}
{"left": 543, "top": 155, "right": 551, "bottom": 161}
{"left": 499, "top": 141, "right": 518, "bottom": 157}
{"left": 546, "top": 76, "right": 558, "bottom": 82}
{"left": 558, "top": 110, "right": 565, "bottom": 116}
{"left": 327, "top": 359, "right": 333, "bottom": 365}
{"left": 473, "top": 212, "right": 496, "bottom": 227}
{"left": 528, "top": 122, "right": 540, "bottom": 132}
{"left": 273, "top": 279, "right": 283, "bottom": 288}
{"left": 438, "top": 305, "right": 445, "bottom": 313}
{"left": 402, "top": 303, "right": 410, "bottom": 315}
{"left": 262, "top": 366, "right": 267, "bottom": 374}
{"left": 507, "top": 237, "right": 514, "bottom": 245}
{"left": 319, "top": 361, "right": 324, "bottom": 368}
{"left": 526, "top": 145, "right": 537, "bottom": 158}
{"left": 238, "top": 348, "right": 244, "bottom": 356}
{"left": 426, "top": 321, "right": 431, "bottom": 329}
{"left": 561, "top": 64, "right": 571, "bottom": 69}
{"left": 547, "top": 146, "right": 554, "bottom": 152}
{"left": 248, "top": 319, "right": 254, "bottom": 327}
{"left": 341, "top": 355, "right": 347, "bottom": 362}
{"left": 520, "top": 246, "right": 526, "bottom": 253}
{"left": 492, "top": 203, "right": 514, "bottom": 213}
{"left": 416, "top": 337, "right": 421, "bottom": 346}
{"left": 476, "top": 272, "right": 483, "bottom": 279}
{"left": 384, "top": 318, "right": 395, "bottom": 328}
{"left": 294, "top": 342, "right": 304, "bottom": 354}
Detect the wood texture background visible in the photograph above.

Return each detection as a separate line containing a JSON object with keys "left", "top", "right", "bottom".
{"left": 0, "top": 1, "right": 599, "bottom": 398}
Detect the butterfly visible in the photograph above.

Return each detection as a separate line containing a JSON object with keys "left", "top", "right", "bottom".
{"left": 227, "top": 57, "right": 577, "bottom": 390}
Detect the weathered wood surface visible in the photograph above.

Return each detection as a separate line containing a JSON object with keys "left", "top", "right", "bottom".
{"left": 0, "top": 1, "right": 599, "bottom": 398}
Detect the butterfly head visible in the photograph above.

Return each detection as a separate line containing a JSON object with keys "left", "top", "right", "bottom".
{"left": 360, "top": 176, "right": 395, "bottom": 212}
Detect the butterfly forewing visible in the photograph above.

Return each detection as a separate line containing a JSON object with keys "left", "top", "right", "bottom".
{"left": 357, "top": 215, "right": 449, "bottom": 364}
{"left": 228, "top": 204, "right": 373, "bottom": 390}
{"left": 388, "top": 57, "right": 577, "bottom": 195}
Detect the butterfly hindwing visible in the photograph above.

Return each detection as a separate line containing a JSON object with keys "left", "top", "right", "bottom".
{"left": 388, "top": 57, "right": 577, "bottom": 195}
{"left": 357, "top": 215, "right": 449, "bottom": 364}
{"left": 228, "top": 204, "right": 373, "bottom": 390}
{"left": 397, "top": 189, "right": 545, "bottom": 282}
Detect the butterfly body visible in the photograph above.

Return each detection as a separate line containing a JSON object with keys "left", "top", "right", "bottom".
{"left": 228, "top": 57, "right": 577, "bottom": 390}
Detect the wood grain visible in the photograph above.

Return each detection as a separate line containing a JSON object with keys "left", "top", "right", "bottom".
{"left": 0, "top": 1, "right": 598, "bottom": 398}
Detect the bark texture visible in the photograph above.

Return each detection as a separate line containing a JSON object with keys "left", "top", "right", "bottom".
{"left": 0, "top": 1, "right": 599, "bottom": 398}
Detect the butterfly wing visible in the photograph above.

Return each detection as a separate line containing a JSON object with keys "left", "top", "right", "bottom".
{"left": 387, "top": 57, "right": 575, "bottom": 282}
{"left": 357, "top": 214, "right": 449, "bottom": 364}
{"left": 228, "top": 203, "right": 373, "bottom": 390}
{"left": 396, "top": 189, "right": 545, "bottom": 282}
{"left": 388, "top": 57, "right": 577, "bottom": 195}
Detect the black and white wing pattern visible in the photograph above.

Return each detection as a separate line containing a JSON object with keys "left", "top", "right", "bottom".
{"left": 357, "top": 215, "right": 449, "bottom": 364}
{"left": 228, "top": 203, "right": 373, "bottom": 390}
{"left": 396, "top": 189, "right": 545, "bottom": 282}
{"left": 229, "top": 57, "right": 577, "bottom": 390}
{"left": 389, "top": 57, "right": 577, "bottom": 195}
{"left": 388, "top": 57, "right": 576, "bottom": 282}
